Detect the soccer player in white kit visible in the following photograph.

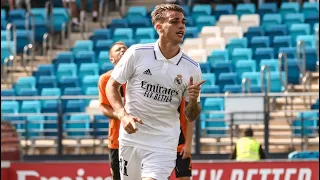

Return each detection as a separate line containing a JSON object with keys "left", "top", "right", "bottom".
{"left": 106, "top": 4, "right": 205, "bottom": 180}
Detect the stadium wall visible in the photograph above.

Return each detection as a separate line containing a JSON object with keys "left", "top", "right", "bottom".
{"left": 1, "top": 160, "right": 319, "bottom": 180}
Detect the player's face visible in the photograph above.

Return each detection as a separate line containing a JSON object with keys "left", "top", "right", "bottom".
{"left": 109, "top": 44, "right": 127, "bottom": 65}
{"left": 159, "top": 11, "right": 186, "bottom": 44}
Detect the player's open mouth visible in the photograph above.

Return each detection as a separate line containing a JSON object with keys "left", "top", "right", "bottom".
{"left": 176, "top": 31, "right": 184, "bottom": 37}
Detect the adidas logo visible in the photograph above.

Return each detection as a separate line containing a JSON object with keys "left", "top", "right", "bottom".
{"left": 143, "top": 69, "right": 152, "bottom": 75}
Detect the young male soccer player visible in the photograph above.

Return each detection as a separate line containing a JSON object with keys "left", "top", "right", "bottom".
{"left": 98, "top": 42, "right": 127, "bottom": 180}
{"left": 106, "top": 4, "right": 204, "bottom": 180}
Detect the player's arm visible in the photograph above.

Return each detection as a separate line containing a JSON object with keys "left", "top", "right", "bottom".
{"left": 98, "top": 75, "right": 119, "bottom": 120}
{"left": 184, "top": 71, "right": 205, "bottom": 122}
{"left": 181, "top": 120, "right": 194, "bottom": 159}
{"left": 106, "top": 78, "right": 127, "bottom": 119}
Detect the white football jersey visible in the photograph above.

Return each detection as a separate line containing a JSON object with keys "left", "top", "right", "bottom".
{"left": 111, "top": 40, "right": 202, "bottom": 153}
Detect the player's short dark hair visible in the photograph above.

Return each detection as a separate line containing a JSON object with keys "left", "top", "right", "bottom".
{"left": 244, "top": 128, "right": 254, "bottom": 137}
{"left": 151, "top": 4, "right": 184, "bottom": 25}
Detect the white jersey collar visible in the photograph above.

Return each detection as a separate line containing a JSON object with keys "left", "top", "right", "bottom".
{"left": 153, "top": 40, "right": 183, "bottom": 65}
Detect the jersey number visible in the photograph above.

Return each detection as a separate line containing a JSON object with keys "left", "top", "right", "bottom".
{"left": 120, "top": 157, "right": 128, "bottom": 176}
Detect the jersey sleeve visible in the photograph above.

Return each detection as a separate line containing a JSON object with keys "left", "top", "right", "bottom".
{"left": 98, "top": 74, "right": 111, "bottom": 105}
{"left": 111, "top": 46, "right": 135, "bottom": 84}
{"left": 183, "top": 66, "right": 202, "bottom": 103}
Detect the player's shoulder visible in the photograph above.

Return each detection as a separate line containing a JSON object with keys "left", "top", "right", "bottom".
{"left": 180, "top": 52, "right": 200, "bottom": 69}
{"left": 130, "top": 43, "right": 155, "bottom": 52}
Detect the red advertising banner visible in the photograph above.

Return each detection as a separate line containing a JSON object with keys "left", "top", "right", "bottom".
{"left": 3, "top": 160, "right": 319, "bottom": 180}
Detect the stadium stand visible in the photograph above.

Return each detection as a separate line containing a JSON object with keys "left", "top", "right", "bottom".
{"left": 1, "top": 0, "right": 319, "bottom": 158}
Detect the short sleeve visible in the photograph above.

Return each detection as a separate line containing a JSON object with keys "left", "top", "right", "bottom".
{"left": 183, "top": 66, "right": 202, "bottom": 103}
{"left": 111, "top": 46, "right": 135, "bottom": 84}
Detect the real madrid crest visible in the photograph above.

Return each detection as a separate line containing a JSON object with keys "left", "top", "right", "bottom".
{"left": 174, "top": 74, "right": 182, "bottom": 85}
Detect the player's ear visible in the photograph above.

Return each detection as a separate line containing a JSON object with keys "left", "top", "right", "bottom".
{"left": 109, "top": 57, "right": 115, "bottom": 64}
{"left": 155, "top": 23, "right": 162, "bottom": 33}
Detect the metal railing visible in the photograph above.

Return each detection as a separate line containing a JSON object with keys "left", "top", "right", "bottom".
{"left": 6, "top": 23, "right": 17, "bottom": 56}
{"left": 297, "top": 40, "right": 306, "bottom": 77}
{"left": 42, "top": 33, "right": 52, "bottom": 62}
{"left": 25, "top": 12, "right": 35, "bottom": 45}
{"left": 2, "top": 56, "right": 15, "bottom": 87}
{"left": 260, "top": 65, "right": 271, "bottom": 93}
{"left": 278, "top": 53, "right": 288, "bottom": 91}
{"left": 241, "top": 78, "right": 251, "bottom": 93}
{"left": 302, "top": 72, "right": 313, "bottom": 108}
{"left": 22, "top": 44, "right": 35, "bottom": 75}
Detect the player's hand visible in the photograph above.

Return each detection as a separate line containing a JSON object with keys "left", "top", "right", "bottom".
{"left": 187, "top": 76, "right": 205, "bottom": 101}
{"left": 180, "top": 143, "right": 192, "bottom": 159}
{"left": 120, "top": 114, "right": 143, "bottom": 134}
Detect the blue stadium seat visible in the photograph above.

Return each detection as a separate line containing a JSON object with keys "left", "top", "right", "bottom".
{"left": 302, "top": 2, "right": 319, "bottom": 18}
{"left": 259, "top": 59, "right": 279, "bottom": 72}
{"left": 74, "top": 51, "right": 96, "bottom": 68}
{"left": 185, "top": 16, "right": 194, "bottom": 27}
{"left": 1, "top": 89, "right": 15, "bottom": 96}
{"left": 41, "top": 88, "right": 61, "bottom": 97}
{"left": 1, "top": 101, "right": 19, "bottom": 114}
{"left": 242, "top": 72, "right": 261, "bottom": 86}
{"left": 195, "top": 16, "right": 216, "bottom": 31}
{"left": 232, "top": 48, "right": 253, "bottom": 65}
{"left": 16, "top": 30, "right": 31, "bottom": 53}
{"left": 85, "top": 87, "right": 98, "bottom": 96}
{"left": 127, "top": 6, "right": 147, "bottom": 18}
{"left": 52, "top": 8, "right": 69, "bottom": 32}
{"left": 311, "top": 99, "right": 319, "bottom": 110}
{"left": 64, "top": 100, "right": 86, "bottom": 113}
{"left": 58, "top": 76, "right": 80, "bottom": 92}
{"left": 30, "top": 8, "right": 47, "bottom": 42}
{"left": 53, "top": 52, "right": 74, "bottom": 69}
{"left": 97, "top": 51, "right": 109, "bottom": 67}
{"left": 92, "top": 115, "right": 109, "bottom": 137}
{"left": 95, "top": 40, "right": 113, "bottom": 57}
{"left": 250, "top": 36, "right": 270, "bottom": 52}
{"left": 280, "top": 2, "right": 300, "bottom": 19}
{"left": 41, "top": 88, "right": 61, "bottom": 113}
{"left": 236, "top": 3, "right": 256, "bottom": 17}
{"left": 121, "top": 39, "right": 136, "bottom": 48}
{"left": 108, "top": 18, "right": 128, "bottom": 31}
{"left": 30, "top": 8, "right": 46, "bottom": 22}
{"left": 245, "top": 26, "right": 264, "bottom": 42}
{"left": 290, "top": 24, "right": 311, "bottom": 44}
{"left": 113, "top": 28, "right": 133, "bottom": 41}
{"left": 181, "top": 5, "right": 190, "bottom": 16}
{"left": 200, "top": 62, "right": 211, "bottom": 73}
{"left": 202, "top": 73, "right": 216, "bottom": 85}
{"left": 265, "top": 71, "right": 286, "bottom": 92}
{"left": 279, "top": 47, "right": 296, "bottom": 59}
{"left": 67, "top": 114, "right": 90, "bottom": 137}
{"left": 26, "top": 115, "right": 44, "bottom": 138}
{"left": 33, "top": 64, "right": 55, "bottom": 78}
{"left": 20, "top": 100, "right": 41, "bottom": 113}
{"left": 262, "top": 13, "right": 282, "bottom": 30}
{"left": 292, "top": 111, "right": 319, "bottom": 137}
{"left": 265, "top": 25, "right": 287, "bottom": 44}
{"left": 227, "top": 38, "right": 248, "bottom": 57}
{"left": 273, "top": 36, "right": 292, "bottom": 57}
{"left": 8, "top": 9, "right": 26, "bottom": 21}
{"left": 1, "top": 19, "right": 7, "bottom": 30}
{"left": 288, "top": 151, "right": 319, "bottom": 160}
{"left": 254, "top": 48, "right": 274, "bottom": 67}
{"left": 1, "top": 9, "right": 6, "bottom": 20}
{"left": 11, "top": 19, "right": 26, "bottom": 30}
{"left": 284, "top": 13, "right": 305, "bottom": 30}
{"left": 127, "top": 16, "right": 151, "bottom": 31}
{"left": 100, "top": 62, "right": 113, "bottom": 75}
{"left": 218, "top": 72, "right": 239, "bottom": 91}
{"left": 201, "top": 73, "right": 220, "bottom": 93}
{"left": 63, "top": 87, "right": 83, "bottom": 95}
{"left": 236, "top": 60, "right": 256, "bottom": 79}
{"left": 223, "top": 84, "right": 242, "bottom": 93}
{"left": 14, "top": 76, "right": 36, "bottom": 96}
{"left": 204, "top": 113, "right": 227, "bottom": 137}
{"left": 79, "top": 63, "right": 99, "bottom": 79}
{"left": 18, "top": 88, "right": 38, "bottom": 96}
{"left": 212, "top": 62, "right": 233, "bottom": 80}
{"left": 305, "top": 13, "right": 319, "bottom": 29}
{"left": 56, "top": 63, "right": 77, "bottom": 81}
{"left": 214, "top": 4, "right": 233, "bottom": 19}
{"left": 258, "top": 3, "right": 277, "bottom": 20}
{"left": 207, "top": 50, "right": 229, "bottom": 66}
{"left": 135, "top": 28, "right": 155, "bottom": 42}
{"left": 1, "top": 30, "right": 6, "bottom": 40}
{"left": 184, "top": 26, "right": 198, "bottom": 39}
{"left": 90, "top": 29, "right": 112, "bottom": 44}
{"left": 72, "top": 40, "right": 93, "bottom": 54}
{"left": 82, "top": 75, "right": 99, "bottom": 94}
{"left": 192, "top": 4, "right": 212, "bottom": 21}
{"left": 305, "top": 47, "right": 318, "bottom": 72}
{"left": 37, "top": 76, "right": 58, "bottom": 94}
{"left": 286, "top": 59, "right": 301, "bottom": 84}
{"left": 296, "top": 35, "right": 316, "bottom": 47}
{"left": 203, "top": 98, "right": 224, "bottom": 111}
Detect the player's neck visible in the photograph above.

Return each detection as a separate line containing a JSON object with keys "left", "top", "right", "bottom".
{"left": 158, "top": 38, "right": 180, "bottom": 59}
